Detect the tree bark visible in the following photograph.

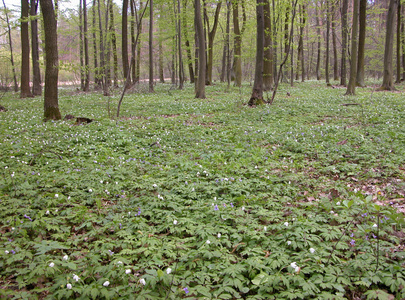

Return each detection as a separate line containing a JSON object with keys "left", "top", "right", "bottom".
{"left": 21, "top": 0, "right": 32, "bottom": 98}
{"left": 92, "top": 0, "right": 100, "bottom": 89}
{"left": 40, "top": 0, "right": 61, "bottom": 121}
{"left": 205, "top": 1, "right": 221, "bottom": 85}
{"left": 249, "top": 0, "right": 265, "bottom": 106}
{"left": 177, "top": 0, "right": 184, "bottom": 89}
{"left": 379, "top": 0, "right": 398, "bottom": 90}
{"left": 122, "top": 0, "right": 129, "bottom": 83}
{"left": 325, "top": 0, "right": 330, "bottom": 85}
{"left": 195, "top": 0, "right": 206, "bottom": 98}
{"left": 2, "top": 0, "right": 18, "bottom": 92}
{"left": 97, "top": 0, "right": 109, "bottom": 96}
{"left": 340, "top": 0, "right": 348, "bottom": 86}
{"left": 395, "top": 1, "right": 401, "bottom": 83}
{"left": 263, "top": 0, "right": 273, "bottom": 90}
{"left": 331, "top": 0, "right": 338, "bottom": 81}
{"left": 109, "top": 1, "right": 119, "bottom": 88}
{"left": 315, "top": 1, "right": 321, "bottom": 80}
{"left": 183, "top": 0, "right": 194, "bottom": 83}
{"left": 79, "top": 0, "right": 85, "bottom": 90}
{"left": 31, "top": 0, "right": 41, "bottom": 95}
{"left": 356, "top": 0, "right": 366, "bottom": 87}
{"left": 149, "top": 0, "right": 154, "bottom": 92}
{"left": 232, "top": 0, "right": 245, "bottom": 87}
{"left": 83, "top": 0, "right": 90, "bottom": 91}
{"left": 345, "top": 0, "right": 360, "bottom": 95}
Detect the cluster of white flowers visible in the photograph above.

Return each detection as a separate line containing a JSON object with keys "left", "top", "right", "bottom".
{"left": 158, "top": 194, "right": 164, "bottom": 200}
{"left": 125, "top": 269, "right": 131, "bottom": 274}
{"left": 290, "top": 262, "right": 300, "bottom": 273}
{"left": 166, "top": 268, "right": 172, "bottom": 274}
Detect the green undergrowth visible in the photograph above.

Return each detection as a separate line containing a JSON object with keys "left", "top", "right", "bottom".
{"left": 0, "top": 81, "right": 404, "bottom": 300}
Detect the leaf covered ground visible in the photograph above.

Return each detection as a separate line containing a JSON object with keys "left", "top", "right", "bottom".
{"left": 0, "top": 82, "right": 404, "bottom": 300}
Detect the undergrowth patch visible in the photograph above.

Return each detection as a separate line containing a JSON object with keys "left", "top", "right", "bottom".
{"left": 0, "top": 82, "right": 404, "bottom": 299}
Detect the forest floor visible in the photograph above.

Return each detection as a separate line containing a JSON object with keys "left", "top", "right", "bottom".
{"left": 0, "top": 81, "right": 404, "bottom": 299}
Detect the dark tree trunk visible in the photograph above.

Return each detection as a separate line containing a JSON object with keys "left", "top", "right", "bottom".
{"left": 177, "top": 0, "right": 184, "bottom": 89}
{"left": 122, "top": 0, "right": 129, "bottom": 83}
{"left": 40, "top": 0, "right": 61, "bottom": 121}
{"left": 249, "top": 0, "right": 265, "bottom": 106}
{"left": 2, "top": 0, "right": 18, "bottom": 92}
{"left": 149, "top": 0, "right": 154, "bottom": 92}
{"left": 395, "top": 1, "right": 401, "bottom": 83}
{"left": 315, "top": 1, "right": 321, "bottom": 80}
{"left": 97, "top": 0, "right": 109, "bottom": 96}
{"left": 402, "top": 4, "right": 405, "bottom": 80}
{"left": 31, "top": 0, "right": 41, "bottom": 95}
{"left": 205, "top": 1, "right": 221, "bottom": 85}
{"left": 263, "top": 0, "right": 273, "bottom": 90}
{"left": 83, "top": 0, "right": 90, "bottom": 91}
{"left": 183, "top": 0, "right": 194, "bottom": 83}
{"left": 345, "top": 0, "right": 359, "bottom": 95}
{"left": 325, "top": 0, "right": 330, "bottom": 85}
{"left": 331, "top": 0, "right": 338, "bottom": 81}
{"left": 232, "top": 0, "right": 245, "bottom": 87}
{"left": 220, "top": 0, "right": 231, "bottom": 84}
{"left": 356, "top": 0, "right": 367, "bottom": 87}
{"left": 195, "top": 0, "right": 206, "bottom": 98}
{"left": 21, "top": 0, "right": 32, "bottom": 98}
{"left": 79, "top": 0, "right": 85, "bottom": 90}
{"left": 341, "top": 0, "right": 348, "bottom": 86}
{"left": 379, "top": 0, "right": 398, "bottom": 90}
{"left": 92, "top": 0, "right": 101, "bottom": 89}
{"left": 159, "top": 38, "right": 164, "bottom": 82}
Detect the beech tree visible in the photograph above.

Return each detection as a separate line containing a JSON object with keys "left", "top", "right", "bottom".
{"left": 345, "top": 0, "right": 360, "bottom": 95}
{"left": 195, "top": 0, "right": 206, "bottom": 98}
{"left": 356, "top": 0, "right": 366, "bottom": 87}
{"left": 379, "top": 0, "right": 398, "bottom": 90}
{"left": 21, "top": 0, "right": 32, "bottom": 98}
{"left": 40, "top": 0, "right": 61, "bottom": 121}
{"left": 340, "top": 0, "right": 348, "bottom": 86}
{"left": 31, "top": 0, "right": 41, "bottom": 95}
{"left": 2, "top": 0, "right": 18, "bottom": 92}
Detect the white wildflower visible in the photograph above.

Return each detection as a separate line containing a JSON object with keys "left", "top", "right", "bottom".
{"left": 125, "top": 269, "right": 131, "bottom": 274}
{"left": 49, "top": 262, "right": 55, "bottom": 267}
{"left": 103, "top": 281, "right": 110, "bottom": 287}
{"left": 284, "top": 222, "right": 289, "bottom": 227}
{"left": 55, "top": 194, "right": 59, "bottom": 198}
{"left": 139, "top": 278, "right": 146, "bottom": 285}
{"left": 73, "top": 274, "right": 80, "bottom": 282}
{"left": 66, "top": 283, "right": 72, "bottom": 289}
{"left": 217, "top": 233, "right": 221, "bottom": 238}
{"left": 173, "top": 220, "right": 178, "bottom": 225}
{"left": 5, "top": 250, "right": 9, "bottom": 254}
{"left": 62, "top": 255, "right": 68, "bottom": 261}
{"left": 372, "top": 224, "right": 378, "bottom": 228}
{"left": 166, "top": 267, "right": 172, "bottom": 274}
{"left": 309, "top": 248, "right": 315, "bottom": 254}
{"left": 206, "top": 240, "right": 211, "bottom": 244}
{"left": 287, "top": 241, "right": 292, "bottom": 245}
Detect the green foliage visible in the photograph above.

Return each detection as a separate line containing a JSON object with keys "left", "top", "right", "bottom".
{"left": 0, "top": 82, "right": 404, "bottom": 299}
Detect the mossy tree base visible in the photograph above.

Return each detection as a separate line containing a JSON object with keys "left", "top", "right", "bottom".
{"left": 44, "top": 106, "right": 61, "bottom": 122}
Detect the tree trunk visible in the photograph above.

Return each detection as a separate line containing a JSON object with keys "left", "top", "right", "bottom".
{"left": 402, "top": 4, "right": 405, "bottom": 80}
{"left": 263, "top": 0, "right": 273, "bottom": 90}
{"left": 232, "top": 0, "right": 242, "bottom": 87}
{"left": 315, "top": 1, "right": 321, "bottom": 80}
{"left": 159, "top": 38, "right": 164, "bottom": 82}
{"left": 177, "top": 0, "right": 184, "bottom": 89}
{"left": 83, "top": 0, "right": 90, "bottom": 91}
{"left": 109, "top": 1, "right": 119, "bottom": 88}
{"left": 31, "top": 0, "right": 41, "bottom": 95}
{"left": 79, "top": 0, "right": 85, "bottom": 90}
{"left": 2, "top": 0, "right": 18, "bottom": 92}
{"left": 183, "top": 0, "right": 194, "bottom": 83}
{"left": 92, "top": 0, "right": 100, "bottom": 89}
{"left": 356, "top": 0, "right": 366, "bottom": 87}
{"left": 97, "top": 0, "right": 109, "bottom": 96}
{"left": 122, "top": 0, "right": 129, "bottom": 83}
{"left": 195, "top": 0, "right": 206, "bottom": 98}
{"left": 40, "top": 0, "right": 61, "bottom": 121}
{"left": 395, "top": 1, "right": 401, "bottom": 83}
{"left": 149, "top": 0, "right": 154, "bottom": 92}
{"left": 325, "top": 0, "right": 330, "bottom": 85}
{"left": 205, "top": 1, "right": 221, "bottom": 85}
{"left": 301, "top": 4, "right": 306, "bottom": 82}
{"left": 340, "top": 0, "right": 348, "bottom": 86}
{"left": 331, "top": 0, "right": 338, "bottom": 81}
{"left": 249, "top": 0, "right": 265, "bottom": 106}
{"left": 379, "top": 0, "right": 398, "bottom": 90}
{"left": 345, "top": 0, "right": 359, "bottom": 95}
{"left": 21, "top": 0, "right": 32, "bottom": 98}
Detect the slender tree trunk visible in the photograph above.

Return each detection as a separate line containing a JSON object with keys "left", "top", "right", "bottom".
{"left": 131, "top": 0, "right": 136, "bottom": 83}
{"left": 232, "top": 0, "right": 242, "bottom": 86}
{"left": 356, "top": 0, "right": 366, "bottom": 87}
{"left": 341, "top": 0, "right": 348, "bottom": 86}
{"left": 183, "top": 0, "right": 194, "bottom": 83}
{"left": 40, "top": 0, "right": 61, "bottom": 121}
{"left": 402, "top": 4, "right": 405, "bottom": 80}
{"left": 149, "top": 0, "right": 154, "bottom": 92}
{"left": 272, "top": 0, "right": 277, "bottom": 83}
{"left": 31, "top": 0, "right": 41, "bottom": 95}
{"left": 301, "top": 4, "right": 306, "bottom": 82}
{"left": 2, "top": 0, "right": 18, "bottom": 92}
{"left": 379, "top": 0, "right": 399, "bottom": 90}
{"left": 79, "top": 0, "right": 85, "bottom": 90}
{"left": 122, "top": 0, "right": 129, "bottom": 83}
{"left": 332, "top": 0, "right": 338, "bottom": 81}
{"left": 21, "top": 0, "right": 32, "bottom": 98}
{"left": 92, "top": 0, "right": 100, "bottom": 89}
{"left": 325, "top": 0, "right": 330, "bottom": 85}
{"left": 83, "top": 0, "right": 90, "bottom": 91}
{"left": 345, "top": 0, "right": 360, "bottom": 95}
{"left": 315, "top": 1, "right": 321, "bottom": 80}
{"left": 159, "top": 38, "right": 165, "bottom": 82}
{"left": 205, "top": 1, "right": 221, "bottom": 85}
{"left": 249, "top": 0, "right": 265, "bottom": 106}
{"left": 109, "top": 1, "right": 118, "bottom": 87}
{"left": 104, "top": 0, "right": 111, "bottom": 88}
{"left": 263, "top": 0, "right": 273, "bottom": 90}
{"left": 395, "top": 1, "right": 401, "bottom": 83}
{"left": 177, "top": 0, "right": 184, "bottom": 89}
{"left": 195, "top": 0, "right": 206, "bottom": 98}
{"left": 97, "top": 0, "right": 109, "bottom": 96}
